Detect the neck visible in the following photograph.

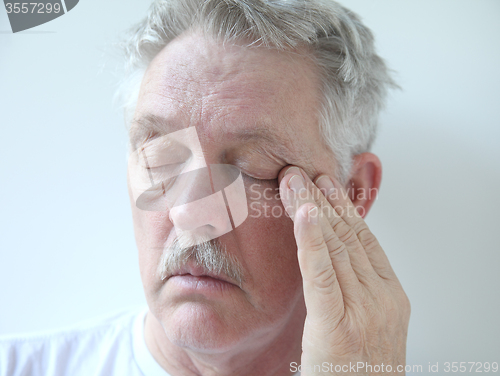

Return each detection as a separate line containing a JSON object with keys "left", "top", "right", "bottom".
{"left": 144, "top": 307, "right": 305, "bottom": 376}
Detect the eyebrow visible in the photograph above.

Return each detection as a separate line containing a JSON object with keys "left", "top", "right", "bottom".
{"left": 129, "top": 114, "right": 180, "bottom": 150}
{"left": 230, "top": 128, "right": 296, "bottom": 163}
{"left": 129, "top": 114, "right": 297, "bottom": 163}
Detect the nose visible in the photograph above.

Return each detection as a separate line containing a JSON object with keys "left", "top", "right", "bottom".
{"left": 168, "top": 164, "right": 249, "bottom": 245}
{"left": 168, "top": 166, "right": 233, "bottom": 243}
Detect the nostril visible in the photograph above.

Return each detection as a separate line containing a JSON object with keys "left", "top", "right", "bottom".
{"left": 169, "top": 192, "right": 233, "bottom": 237}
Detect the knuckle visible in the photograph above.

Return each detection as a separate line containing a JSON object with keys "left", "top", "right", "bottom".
{"left": 312, "top": 267, "right": 338, "bottom": 291}
{"left": 329, "top": 242, "right": 346, "bottom": 256}
{"left": 331, "top": 219, "right": 343, "bottom": 232}
{"left": 340, "top": 227, "right": 358, "bottom": 245}
{"left": 323, "top": 231, "right": 339, "bottom": 248}
{"left": 352, "top": 220, "right": 368, "bottom": 235}
{"left": 381, "top": 290, "right": 411, "bottom": 324}
{"left": 307, "top": 234, "right": 326, "bottom": 252}
{"left": 356, "top": 227, "right": 378, "bottom": 248}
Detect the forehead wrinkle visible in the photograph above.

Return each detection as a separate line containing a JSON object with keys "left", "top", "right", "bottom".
{"left": 132, "top": 33, "right": 324, "bottom": 174}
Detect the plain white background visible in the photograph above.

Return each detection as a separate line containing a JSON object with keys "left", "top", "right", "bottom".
{"left": 1, "top": 0, "right": 499, "bottom": 373}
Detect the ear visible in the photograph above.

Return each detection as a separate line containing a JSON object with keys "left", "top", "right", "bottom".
{"left": 346, "top": 152, "right": 382, "bottom": 218}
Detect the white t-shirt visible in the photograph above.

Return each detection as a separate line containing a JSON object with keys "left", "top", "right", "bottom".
{"left": 0, "top": 308, "right": 300, "bottom": 376}
{"left": 0, "top": 308, "right": 169, "bottom": 376}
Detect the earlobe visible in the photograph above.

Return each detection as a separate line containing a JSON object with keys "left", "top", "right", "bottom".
{"left": 346, "top": 153, "right": 382, "bottom": 218}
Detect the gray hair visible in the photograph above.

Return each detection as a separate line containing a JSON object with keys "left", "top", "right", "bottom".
{"left": 116, "top": 0, "right": 397, "bottom": 183}
{"left": 158, "top": 236, "right": 244, "bottom": 287}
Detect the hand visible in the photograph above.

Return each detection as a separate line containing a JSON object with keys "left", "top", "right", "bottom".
{"left": 278, "top": 166, "right": 410, "bottom": 375}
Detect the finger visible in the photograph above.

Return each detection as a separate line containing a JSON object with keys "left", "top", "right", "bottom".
{"left": 281, "top": 167, "right": 379, "bottom": 285}
{"left": 280, "top": 172, "right": 361, "bottom": 300}
{"left": 278, "top": 165, "right": 309, "bottom": 183}
{"left": 312, "top": 176, "right": 379, "bottom": 284}
{"left": 294, "top": 202, "right": 345, "bottom": 323}
{"left": 315, "top": 174, "right": 395, "bottom": 279}
{"left": 279, "top": 170, "right": 315, "bottom": 219}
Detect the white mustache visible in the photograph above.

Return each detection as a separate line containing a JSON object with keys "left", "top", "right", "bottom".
{"left": 158, "top": 235, "right": 244, "bottom": 287}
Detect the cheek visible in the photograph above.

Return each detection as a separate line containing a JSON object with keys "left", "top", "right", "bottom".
{"left": 235, "top": 186, "right": 303, "bottom": 313}
{"left": 131, "top": 206, "right": 173, "bottom": 249}
{"left": 131, "top": 208, "right": 174, "bottom": 294}
{"left": 128, "top": 168, "right": 174, "bottom": 250}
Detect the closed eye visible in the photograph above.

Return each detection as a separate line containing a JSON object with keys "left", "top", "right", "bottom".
{"left": 139, "top": 136, "right": 191, "bottom": 169}
{"left": 147, "top": 163, "right": 185, "bottom": 183}
{"left": 242, "top": 172, "right": 278, "bottom": 185}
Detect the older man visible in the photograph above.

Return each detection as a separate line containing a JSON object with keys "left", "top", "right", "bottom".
{"left": 0, "top": 0, "right": 410, "bottom": 375}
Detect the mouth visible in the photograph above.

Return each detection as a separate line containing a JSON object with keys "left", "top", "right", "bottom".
{"left": 166, "top": 275, "right": 239, "bottom": 296}
{"left": 170, "top": 273, "right": 235, "bottom": 285}
{"left": 166, "top": 263, "right": 239, "bottom": 288}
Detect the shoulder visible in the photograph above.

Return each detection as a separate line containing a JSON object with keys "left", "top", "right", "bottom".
{"left": 0, "top": 307, "right": 147, "bottom": 376}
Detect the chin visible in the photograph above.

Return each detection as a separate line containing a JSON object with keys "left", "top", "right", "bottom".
{"left": 162, "top": 301, "right": 252, "bottom": 353}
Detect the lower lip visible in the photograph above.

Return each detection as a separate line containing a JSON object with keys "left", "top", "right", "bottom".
{"left": 167, "top": 275, "right": 237, "bottom": 295}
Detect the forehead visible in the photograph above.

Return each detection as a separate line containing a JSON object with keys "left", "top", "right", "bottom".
{"left": 131, "top": 32, "right": 330, "bottom": 172}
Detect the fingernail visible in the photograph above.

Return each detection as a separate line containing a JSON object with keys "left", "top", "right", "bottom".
{"left": 308, "top": 206, "right": 319, "bottom": 225}
{"left": 315, "top": 175, "right": 335, "bottom": 197}
{"left": 284, "top": 166, "right": 301, "bottom": 176}
{"left": 288, "top": 174, "right": 305, "bottom": 192}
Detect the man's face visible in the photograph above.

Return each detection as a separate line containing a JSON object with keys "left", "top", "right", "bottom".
{"left": 128, "top": 31, "right": 337, "bottom": 352}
